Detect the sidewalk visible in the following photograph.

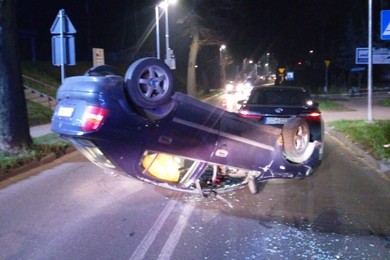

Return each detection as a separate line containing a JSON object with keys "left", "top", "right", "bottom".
{"left": 30, "top": 124, "right": 52, "bottom": 138}
{"left": 321, "top": 96, "right": 390, "bottom": 173}
{"left": 322, "top": 96, "right": 390, "bottom": 122}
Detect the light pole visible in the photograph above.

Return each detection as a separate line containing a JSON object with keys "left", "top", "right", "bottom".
{"left": 155, "top": 6, "right": 161, "bottom": 59}
{"left": 156, "top": 0, "right": 177, "bottom": 69}
{"left": 220, "top": 45, "right": 226, "bottom": 88}
{"left": 163, "top": 0, "right": 170, "bottom": 67}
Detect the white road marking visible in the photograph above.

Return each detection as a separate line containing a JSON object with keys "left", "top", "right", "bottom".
{"left": 158, "top": 203, "right": 195, "bottom": 259}
{"left": 129, "top": 200, "right": 177, "bottom": 260}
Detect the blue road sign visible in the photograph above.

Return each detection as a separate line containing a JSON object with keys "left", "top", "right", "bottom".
{"left": 50, "top": 9, "right": 77, "bottom": 82}
{"left": 381, "top": 10, "right": 390, "bottom": 40}
{"left": 51, "top": 36, "right": 76, "bottom": 66}
{"left": 50, "top": 9, "right": 76, "bottom": 34}
{"left": 356, "top": 48, "right": 368, "bottom": 64}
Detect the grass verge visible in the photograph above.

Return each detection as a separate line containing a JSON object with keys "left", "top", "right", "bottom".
{"left": 328, "top": 120, "right": 390, "bottom": 160}
{"left": 0, "top": 134, "right": 71, "bottom": 177}
{"left": 378, "top": 98, "right": 390, "bottom": 107}
{"left": 27, "top": 100, "right": 53, "bottom": 126}
{"left": 318, "top": 99, "right": 348, "bottom": 111}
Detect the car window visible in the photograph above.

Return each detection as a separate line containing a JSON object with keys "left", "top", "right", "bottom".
{"left": 140, "top": 151, "right": 199, "bottom": 183}
{"left": 248, "top": 89, "right": 310, "bottom": 106}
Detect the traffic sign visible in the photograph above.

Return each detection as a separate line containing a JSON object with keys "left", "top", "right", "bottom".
{"left": 51, "top": 36, "right": 76, "bottom": 66}
{"left": 356, "top": 48, "right": 368, "bottom": 64}
{"left": 93, "top": 48, "right": 105, "bottom": 66}
{"left": 355, "top": 47, "right": 390, "bottom": 64}
{"left": 381, "top": 10, "right": 390, "bottom": 40}
{"left": 50, "top": 9, "right": 76, "bottom": 34}
{"left": 50, "top": 9, "right": 77, "bottom": 83}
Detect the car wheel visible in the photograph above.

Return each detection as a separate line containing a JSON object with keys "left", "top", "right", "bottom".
{"left": 125, "top": 58, "right": 174, "bottom": 108}
{"left": 282, "top": 117, "right": 310, "bottom": 161}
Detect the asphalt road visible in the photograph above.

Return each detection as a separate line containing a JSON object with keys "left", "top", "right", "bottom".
{"left": 0, "top": 92, "right": 389, "bottom": 259}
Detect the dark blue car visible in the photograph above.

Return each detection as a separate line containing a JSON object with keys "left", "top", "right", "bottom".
{"left": 51, "top": 58, "right": 321, "bottom": 195}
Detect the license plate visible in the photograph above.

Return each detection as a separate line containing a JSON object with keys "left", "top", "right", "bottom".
{"left": 265, "top": 117, "right": 288, "bottom": 124}
{"left": 57, "top": 106, "right": 74, "bottom": 117}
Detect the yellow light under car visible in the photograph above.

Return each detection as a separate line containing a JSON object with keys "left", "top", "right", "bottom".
{"left": 142, "top": 153, "right": 181, "bottom": 183}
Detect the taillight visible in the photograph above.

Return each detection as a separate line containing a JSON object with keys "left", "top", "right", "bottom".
{"left": 238, "top": 110, "right": 262, "bottom": 119}
{"left": 302, "top": 111, "right": 321, "bottom": 121}
{"left": 221, "top": 99, "right": 227, "bottom": 108}
{"left": 81, "top": 106, "right": 109, "bottom": 131}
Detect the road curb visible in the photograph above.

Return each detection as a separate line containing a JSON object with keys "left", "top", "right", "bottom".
{"left": 325, "top": 124, "right": 390, "bottom": 174}
{"left": 0, "top": 146, "right": 77, "bottom": 182}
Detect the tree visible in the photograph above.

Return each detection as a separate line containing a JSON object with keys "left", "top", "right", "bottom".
{"left": 186, "top": 20, "right": 200, "bottom": 97}
{"left": 0, "top": 0, "right": 32, "bottom": 151}
{"left": 182, "top": 0, "right": 239, "bottom": 96}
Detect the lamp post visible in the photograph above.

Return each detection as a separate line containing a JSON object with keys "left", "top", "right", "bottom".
{"left": 155, "top": 0, "right": 177, "bottom": 69}
{"left": 163, "top": 0, "right": 170, "bottom": 67}
{"left": 266, "top": 53, "right": 270, "bottom": 76}
{"left": 220, "top": 45, "right": 226, "bottom": 88}
{"left": 155, "top": 6, "right": 161, "bottom": 59}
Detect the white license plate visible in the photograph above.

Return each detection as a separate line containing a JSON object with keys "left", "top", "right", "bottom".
{"left": 265, "top": 117, "right": 288, "bottom": 124}
{"left": 58, "top": 106, "right": 74, "bottom": 117}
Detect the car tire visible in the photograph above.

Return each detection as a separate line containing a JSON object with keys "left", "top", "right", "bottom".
{"left": 282, "top": 117, "right": 310, "bottom": 161}
{"left": 125, "top": 58, "right": 174, "bottom": 108}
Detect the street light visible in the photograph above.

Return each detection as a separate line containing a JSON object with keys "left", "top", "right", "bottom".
{"left": 219, "top": 44, "right": 226, "bottom": 61}
{"left": 155, "top": 0, "right": 177, "bottom": 69}
{"left": 155, "top": 6, "right": 161, "bottom": 59}
{"left": 266, "top": 53, "right": 270, "bottom": 76}
{"left": 265, "top": 63, "right": 269, "bottom": 77}
{"left": 220, "top": 45, "right": 226, "bottom": 88}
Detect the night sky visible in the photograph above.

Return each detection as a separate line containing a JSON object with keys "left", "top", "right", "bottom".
{"left": 16, "top": 0, "right": 389, "bottom": 69}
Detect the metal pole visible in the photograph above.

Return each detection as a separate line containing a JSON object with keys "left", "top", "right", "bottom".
{"left": 368, "top": 0, "right": 373, "bottom": 122}
{"left": 325, "top": 66, "right": 328, "bottom": 93}
{"left": 60, "top": 9, "right": 65, "bottom": 83}
{"left": 220, "top": 47, "right": 223, "bottom": 88}
{"left": 155, "top": 6, "right": 160, "bottom": 59}
{"left": 220, "top": 45, "right": 226, "bottom": 89}
{"left": 164, "top": 0, "right": 170, "bottom": 67}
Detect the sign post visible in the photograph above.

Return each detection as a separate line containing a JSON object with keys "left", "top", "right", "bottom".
{"left": 324, "top": 60, "right": 330, "bottom": 93}
{"left": 368, "top": 0, "right": 373, "bottom": 123}
{"left": 50, "top": 9, "right": 76, "bottom": 83}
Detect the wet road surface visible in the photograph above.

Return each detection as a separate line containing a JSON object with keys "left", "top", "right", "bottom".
{"left": 0, "top": 130, "right": 389, "bottom": 259}
{"left": 1, "top": 91, "right": 389, "bottom": 259}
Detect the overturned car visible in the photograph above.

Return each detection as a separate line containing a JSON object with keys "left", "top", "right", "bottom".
{"left": 51, "top": 58, "right": 321, "bottom": 195}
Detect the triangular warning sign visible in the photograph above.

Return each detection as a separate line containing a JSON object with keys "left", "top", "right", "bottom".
{"left": 50, "top": 9, "right": 76, "bottom": 34}
{"left": 381, "top": 10, "right": 390, "bottom": 40}
{"left": 384, "top": 23, "right": 390, "bottom": 36}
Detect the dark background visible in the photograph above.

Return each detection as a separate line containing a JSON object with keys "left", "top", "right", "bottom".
{"left": 16, "top": 0, "right": 390, "bottom": 91}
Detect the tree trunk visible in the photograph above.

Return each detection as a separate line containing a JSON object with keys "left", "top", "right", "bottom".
{"left": 0, "top": 0, "right": 32, "bottom": 150}
{"left": 187, "top": 26, "right": 200, "bottom": 97}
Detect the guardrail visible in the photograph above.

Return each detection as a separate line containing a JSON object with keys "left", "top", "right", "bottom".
{"left": 22, "top": 75, "right": 57, "bottom": 110}
{"left": 22, "top": 74, "right": 57, "bottom": 96}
